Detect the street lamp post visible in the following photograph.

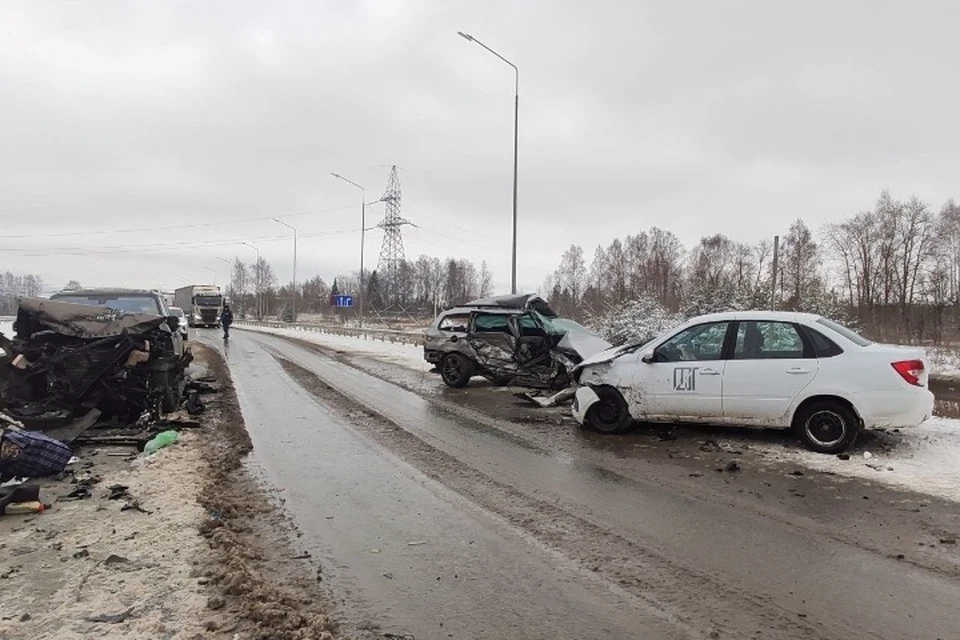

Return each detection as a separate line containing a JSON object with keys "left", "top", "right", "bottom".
{"left": 204, "top": 266, "right": 217, "bottom": 287}
{"left": 240, "top": 241, "right": 261, "bottom": 320}
{"left": 458, "top": 30, "right": 519, "bottom": 294}
{"left": 216, "top": 257, "right": 231, "bottom": 298}
{"left": 272, "top": 218, "right": 298, "bottom": 322}
{"left": 331, "top": 173, "right": 366, "bottom": 328}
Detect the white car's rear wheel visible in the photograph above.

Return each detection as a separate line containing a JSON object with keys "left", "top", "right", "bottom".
{"left": 795, "top": 401, "right": 860, "bottom": 454}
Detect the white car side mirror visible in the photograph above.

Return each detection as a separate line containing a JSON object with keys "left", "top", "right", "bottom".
{"left": 640, "top": 350, "right": 655, "bottom": 363}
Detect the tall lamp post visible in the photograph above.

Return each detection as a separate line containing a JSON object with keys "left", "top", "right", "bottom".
{"left": 458, "top": 30, "right": 519, "bottom": 294}
{"left": 216, "top": 257, "right": 231, "bottom": 298}
{"left": 331, "top": 172, "right": 366, "bottom": 327}
{"left": 272, "top": 218, "right": 298, "bottom": 322}
{"left": 203, "top": 266, "right": 217, "bottom": 287}
{"left": 240, "top": 241, "right": 261, "bottom": 320}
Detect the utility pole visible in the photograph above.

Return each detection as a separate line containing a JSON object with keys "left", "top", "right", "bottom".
{"left": 332, "top": 172, "right": 369, "bottom": 328}
{"left": 272, "top": 219, "right": 298, "bottom": 322}
{"left": 771, "top": 235, "right": 780, "bottom": 311}
{"left": 241, "top": 241, "right": 261, "bottom": 320}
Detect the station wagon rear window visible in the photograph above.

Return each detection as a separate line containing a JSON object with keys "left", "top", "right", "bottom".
{"left": 438, "top": 314, "right": 469, "bottom": 332}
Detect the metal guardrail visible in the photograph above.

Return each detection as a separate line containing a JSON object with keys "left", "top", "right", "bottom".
{"left": 236, "top": 320, "right": 425, "bottom": 346}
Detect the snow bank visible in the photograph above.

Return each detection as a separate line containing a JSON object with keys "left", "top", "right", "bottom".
{"left": 0, "top": 317, "right": 13, "bottom": 342}
{"left": 750, "top": 418, "right": 960, "bottom": 502}
{"left": 238, "top": 324, "right": 431, "bottom": 373}
{"left": 925, "top": 346, "right": 960, "bottom": 380}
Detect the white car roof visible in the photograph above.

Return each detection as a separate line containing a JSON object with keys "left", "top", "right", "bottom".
{"left": 686, "top": 310, "right": 823, "bottom": 324}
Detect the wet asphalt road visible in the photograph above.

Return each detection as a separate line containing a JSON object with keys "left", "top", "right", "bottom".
{"left": 198, "top": 329, "right": 960, "bottom": 640}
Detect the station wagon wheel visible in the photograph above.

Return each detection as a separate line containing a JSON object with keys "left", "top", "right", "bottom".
{"left": 794, "top": 400, "right": 861, "bottom": 454}
{"left": 441, "top": 353, "right": 475, "bottom": 388}
{"left": 585, "top": 385, "right": 632, "bottom": 434}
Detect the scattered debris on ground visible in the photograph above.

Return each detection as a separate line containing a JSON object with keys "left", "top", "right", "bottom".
{"left": 0, "top": 342, "right": 343, "bottom": 640}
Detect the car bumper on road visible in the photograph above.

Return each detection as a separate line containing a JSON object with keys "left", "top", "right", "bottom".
{"left": 571, "top": 386, "right": 601, "bottom": 425}
{"left": 424, "top": 349, "right": 444, "bottom": 365}
{"left": 858, "top": 388, "right": 935, "bottom": 428}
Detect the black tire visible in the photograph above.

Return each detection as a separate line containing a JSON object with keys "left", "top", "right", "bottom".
{"left": 794, "top": 400, "right": 861, "bottom": 454}
{"left": 441, "top": 353, "right": 475, "bottom": 388}
{"left": 584, "top": 385, "right": 632, "bottom": 434}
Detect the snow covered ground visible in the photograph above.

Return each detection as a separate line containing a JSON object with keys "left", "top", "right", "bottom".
{"left": 749, "top": 420, "right": 960, "bottom": 503}
{"left": 925, "top": 346, "right": 960, "bottom": 380}
{"left": 0, "top": 317, "right": 13, "bottom": 344}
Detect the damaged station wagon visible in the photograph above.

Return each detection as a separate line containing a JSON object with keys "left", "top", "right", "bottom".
{"left": 424, "top": 295, "right": 610, "bottom": 389}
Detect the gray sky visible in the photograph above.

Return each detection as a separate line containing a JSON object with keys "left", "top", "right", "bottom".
{"left": 1, "top": 0, "right": 958, "bottom": 295}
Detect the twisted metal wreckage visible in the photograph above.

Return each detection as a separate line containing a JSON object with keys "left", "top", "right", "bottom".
{"left": 0, "top": 298, "right": 192, "bottom": 431}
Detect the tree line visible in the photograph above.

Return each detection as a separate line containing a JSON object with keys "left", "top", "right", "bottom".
{"left": 226, "top": 255, "right": 495, "bottom": 320}
{"left": 548, "top": 190, "right": 960, "bottom": 342}
{"left": 0, "top": 272, "right": 45, "bottom": 315}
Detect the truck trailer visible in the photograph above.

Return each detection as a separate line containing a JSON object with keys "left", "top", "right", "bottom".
{"left": 174, "top": 284, "right": 223, "bottom": 328}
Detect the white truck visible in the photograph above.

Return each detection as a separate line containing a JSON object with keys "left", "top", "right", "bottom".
{"left": 174, "top": 285, "right": 223, "bottom": 328}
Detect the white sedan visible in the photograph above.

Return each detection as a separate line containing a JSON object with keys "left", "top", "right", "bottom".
{"left": 571, "top": 311, "right": 934, "bottom": 453}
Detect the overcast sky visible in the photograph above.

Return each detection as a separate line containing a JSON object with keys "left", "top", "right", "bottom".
{"left": 1, "top": 0, "right": 958, "bottom": 295}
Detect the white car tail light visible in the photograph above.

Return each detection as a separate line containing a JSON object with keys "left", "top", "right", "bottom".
{"left": 892, "top": 360, "right": 924, "bottom": 386}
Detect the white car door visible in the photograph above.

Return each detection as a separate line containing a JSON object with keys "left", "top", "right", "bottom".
{"left": 638, "top": 321, "right": 731, "bottom": 421}
{"left": 721, "top": 320, "right": 820, "bottom": 424}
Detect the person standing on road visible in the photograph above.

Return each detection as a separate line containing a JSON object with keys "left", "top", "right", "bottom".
{"left": 220, "top": 303, "right": 234, "bottom": 339}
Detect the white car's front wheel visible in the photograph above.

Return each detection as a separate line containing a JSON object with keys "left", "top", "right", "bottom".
{"left": 584, "top": 386, "right": 632, "bottom": 434}
{"left": 794, "top": 401, "right": 861, "bottom": 454}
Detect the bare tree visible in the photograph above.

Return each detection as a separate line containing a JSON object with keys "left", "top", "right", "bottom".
{"left": 781, "top": 219, "right": 821, "bottom": 309}
{"left": 478, "top": 261, "right": 494, "bottom": 298}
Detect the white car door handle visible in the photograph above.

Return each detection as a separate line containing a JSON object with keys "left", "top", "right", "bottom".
{"left": 786, "top": 367, "right": 811, "bottom": 374}
{"left": 699, "top": 368, "right": 721, "bottom": 375}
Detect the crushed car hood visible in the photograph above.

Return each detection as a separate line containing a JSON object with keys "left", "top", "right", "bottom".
{"left": 16, "top": 298, "right": 169, "bottom": 340}
{"left": 572, "top": 342, "right": 645, "bottom": 371}
{"left": 555, "top": 327, "right": 611, "bottom": 360}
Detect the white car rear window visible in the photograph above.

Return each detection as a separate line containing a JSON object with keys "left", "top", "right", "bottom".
{"left": 816, "top": 318, "right": 871, "bottom": 347}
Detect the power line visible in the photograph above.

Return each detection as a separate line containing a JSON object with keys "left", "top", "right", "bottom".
{"left": 2, "top": 204, "right": 360, "bottom": 240}
{"left": 1, "top": 228, "right": 360, "bottom": 257}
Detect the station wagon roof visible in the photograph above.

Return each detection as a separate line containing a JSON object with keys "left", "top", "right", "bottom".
{"left": 440, "top": 306, "right": 526, "bottom": 317}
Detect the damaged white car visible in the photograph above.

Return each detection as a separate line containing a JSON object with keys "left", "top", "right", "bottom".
{"left": 571, "top": 311, "right": 934, "bottom": 453}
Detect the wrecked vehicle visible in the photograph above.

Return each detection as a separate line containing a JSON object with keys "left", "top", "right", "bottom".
{"left": 424, "top": 301, "right": 611, "bottom": 389}
{"left": 571, "top": 310, "right": 935, "bottom": 454}
{"left": 460, "top": 293, "right": 558, "bottom": 317}
{"left": 3, "top": 297, "right": 192, "bottom": 428}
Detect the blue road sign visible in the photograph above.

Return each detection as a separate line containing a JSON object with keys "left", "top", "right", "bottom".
{"left": 334, "top": 294, "right": 354, "bottom": 308}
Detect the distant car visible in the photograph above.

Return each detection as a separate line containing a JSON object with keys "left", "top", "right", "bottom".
{"left": 168, "top": 306, "right": 189, "bottom": 340}
{"left": 424, "top": 301, "right": 610, "bottom": 389}
{"left": 571, "top": 311, "right": 935, "bottom": 454}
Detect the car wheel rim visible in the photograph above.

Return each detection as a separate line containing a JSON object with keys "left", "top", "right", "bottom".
{"left": 444, "top": 359, "right": 461, "bottom": 382}
{"left": 805, "top": 410, "right": 846, "bottom": 447}
{"left": 596, "top": 398, "right": 620, "bottom": 425}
